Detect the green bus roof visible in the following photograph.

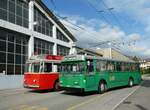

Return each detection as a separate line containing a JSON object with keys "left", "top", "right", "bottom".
{"left": 62, "top": 55, "right": 138, "bottom": 64}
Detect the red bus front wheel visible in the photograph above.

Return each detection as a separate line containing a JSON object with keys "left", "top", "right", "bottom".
{"left": 54, "top": 80, "right": 61, "bottom": 91}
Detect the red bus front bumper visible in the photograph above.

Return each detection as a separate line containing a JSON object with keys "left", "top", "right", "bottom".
{"left": 23, "top": 72, "right": 59, "bottom": 90}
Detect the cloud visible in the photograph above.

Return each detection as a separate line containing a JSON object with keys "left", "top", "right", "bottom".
{"left": 61, "top": 15, "right": 125, "bottom": 41}
{"left": 144, "top": 49, "right": 150, "bottom": 56}
{"left": 128, "top": 34, "right": 141, "bottom": 41}
{"left": 62, "top": 15, "right": 150, "bottom": 56}
{"left": 60, "top": 13, "right": 150, "bottom": 58}
{"left": 106, "top": 0, "right": 150, "bottom": 33}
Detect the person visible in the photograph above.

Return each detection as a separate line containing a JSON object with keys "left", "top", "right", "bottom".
{"left": 87, "top": 60, "right": 94, "bottom": 73}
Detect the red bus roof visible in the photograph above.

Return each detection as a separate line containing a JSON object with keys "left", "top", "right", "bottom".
{"left": 45, "top": 55, "right": 63, "bottom": 60}
{"left": 27, "top": 54, "right": 64, "bottom": 63}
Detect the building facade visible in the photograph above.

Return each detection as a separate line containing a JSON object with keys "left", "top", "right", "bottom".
{"left": 96, "top": 48, "right": 132, "bottom": 61}
{"left": 0, "top": 0, "right": 76, "bottom": 75}
{"left": 140, "top": 59, "right": 150, "bottom": 69}
{"left": 71, "top": 46, "right": 103, "bottom": 57}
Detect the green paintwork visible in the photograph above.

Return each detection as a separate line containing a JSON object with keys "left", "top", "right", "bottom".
{"left": 60, "top": 56, "right": 141, "bottom": 92}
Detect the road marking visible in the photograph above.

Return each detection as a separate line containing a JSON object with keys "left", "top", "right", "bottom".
{"left": 67, "top": 81, "right": 144, "bottom": 110}
{"left": 111, "top": 81, "right": 144, "bottom": 110}
{"left": 38, "top": 107, "right": 49, "bottom": 110}
{"left": 66, "top": 93, "right": 107, "bottom": 110}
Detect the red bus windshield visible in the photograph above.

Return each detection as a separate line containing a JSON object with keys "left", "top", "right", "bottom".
{"left": 25, "top": 62, "right": 54, "bottom": 73}
{"left": 26, "top": 62, "right": 42, "bottom": 73}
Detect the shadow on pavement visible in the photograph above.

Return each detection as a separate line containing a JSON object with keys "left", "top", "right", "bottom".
{"left": 135, "top": 104, "right": 148, "bottom": 110}
{"left": 26, "top": 89, "right": 56, "bottom": 93}
{"left": 61, "top": 85, "right": 135, "bottom": 97}
{"left": 122, "top": 101, "right": 148, "bottom": 110}
{"left": 141, "top": 79, "right": 150, "bottom": 88}
{"left": 61, "top": 91, "right": 98, "bottom": 97}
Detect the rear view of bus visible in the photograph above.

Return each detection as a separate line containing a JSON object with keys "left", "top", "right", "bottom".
{"left": 24, "top": 55, "right": 63, "bottom": 91}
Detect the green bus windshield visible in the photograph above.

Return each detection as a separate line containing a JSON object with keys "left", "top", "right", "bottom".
{"left": 60, "top": 62, "right": 85, "bottom": 73}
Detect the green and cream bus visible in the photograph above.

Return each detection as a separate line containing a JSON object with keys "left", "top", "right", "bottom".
{"left": 59, "top": 55, "right": 141, "bottom": 93}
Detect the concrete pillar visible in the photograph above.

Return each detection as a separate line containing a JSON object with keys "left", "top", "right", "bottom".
{"left": 52, "top": 25, "right": 57, "bottom": 72}
{"left": 69, "top": 42, "right": 76, "bottom": 55}
{"left": 53, "top": 25, "right": 57, "bottom": 55}
{"left": 29, "top": 0, "right": 34, "bottom": 31}
{"left": 28, "top": 36, "right": 34, "bottom": 58}
{"left": 109, "top": 48, "right": 112, "bottom": 59}
{"left": 28, "top": 0, "right": 34, "bottom": 58}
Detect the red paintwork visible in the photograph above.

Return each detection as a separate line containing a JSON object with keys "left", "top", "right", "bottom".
{"left": 23, "top": 55, "right": 63, "bottom": 90}
{"left": 24, "top": 72, "right": 59, "bottom": 90}
{"left": 45, "top": 55, "right": 63, "bottom": 60}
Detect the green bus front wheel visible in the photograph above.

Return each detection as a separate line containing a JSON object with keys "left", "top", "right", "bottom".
{"left": 98, "top": 82, "right": 106, "bottom": 94}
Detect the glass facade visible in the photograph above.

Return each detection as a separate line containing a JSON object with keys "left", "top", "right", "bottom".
{"left": 0, "top": 0, "right": 72, "bottom": 75}
{"left": 0, "top": 29, "right": 28, "bottom": 75}
{"left": 57, "top": 45, "right": 70, "bottom": 56}
{"left": 56, "top": 28, "right": 69, "bottom": 42}
{"left": 34, "top": 38, "right": 53, "bottom": 55}
{"left": 34, "top": 6, "right": 53, "bottom": 37}
{"left": 0, "top": 0, "right": 29, "bottom": 28}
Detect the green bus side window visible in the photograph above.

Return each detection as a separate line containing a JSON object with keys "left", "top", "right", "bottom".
{"left": 96, "top": 60, "right": 107, "bottom": 72}
{"left": 106, "top": 62, "right": 115, "bottom": 71}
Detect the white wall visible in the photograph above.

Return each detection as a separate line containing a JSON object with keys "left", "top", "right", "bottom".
{"left": 0, "top": 75, "right": 23, "bottom": 90}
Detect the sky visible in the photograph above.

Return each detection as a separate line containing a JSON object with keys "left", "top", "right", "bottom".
{"left": 43, "top": 0, "right": 150, "bottom": 58}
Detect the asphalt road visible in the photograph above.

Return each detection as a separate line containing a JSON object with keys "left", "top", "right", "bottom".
{"left": 0, "top": 77, "right": 149, "bottom": 110}
{"left": 115, "top": 77, "right": 150, "bottom": 110}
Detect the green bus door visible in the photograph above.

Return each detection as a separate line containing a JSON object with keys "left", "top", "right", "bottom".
{"left": 85, "top": 60, "right": 96, "bottom": 90}
{"left": 109, "top": 72, "right": 117, "bottom": 87}
{"left": 85, "top": 74, "right": 96, "bottom": 89}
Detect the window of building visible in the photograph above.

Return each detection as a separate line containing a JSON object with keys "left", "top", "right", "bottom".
{"left": 0, "top": 40, "right": 6, "bottom": 52}
{"left": 8, "top": 0, "right": 16, "bottom": 24}
{"left": 0, "top": 29, "right": 28, "bottom": 75}
{"left": 15, "top": 54, "right": 21, "bottom": 64}
{"left": 0, "top": 1, "right": 7, "bottom": 20}
{"left": 0, "top": 0, "right": 29, "bottom": 28}
{"left": 34, "top": 6, "right": 53, "bottom": 37}
{"left": 56, "top": 29, "right": 70, "bottom": 42}
{"left": 9, "top": 13, "right": 16, "bottom": 24}
{"left": 0, "top": 52, "right": 6, "bottom": 63}
{"left": 15, "top": 65, "right": 21, "bottom": 74}
{"left": 34, "top": 38, "right": 53, "bottom": 55}
{"left": 16, "top": 44, "right": 22, "bottom": 54}
{"left": 0, "top": 64, "right": 6, "bottom": 74}
{"left": 7, "top": 64, "right": 14, "bottom": 75}
{"left": 0, "top": 30, "right": 7, "bottom": 41}
{"left": 8, "top": 34, "right": 15, "bottom": 42}
{"left": 8, "top": 42, "right": 14, "bottom": 53}
{"left": 57, "top": 45, "right": 70, "bottom": 56}
{"left": 0, "top": 0, "right": 7, "bottom": 10}
{"left": 9, "top": 0, "right": 15, "bottom": 14}
{"left": 7, "top": 53, "right": 14, "bottom": 64}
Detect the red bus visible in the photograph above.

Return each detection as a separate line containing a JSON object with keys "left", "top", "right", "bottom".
{"left": 23, "top": 55, "right": 63, "bottom": 91}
